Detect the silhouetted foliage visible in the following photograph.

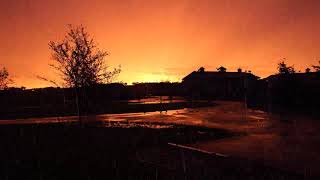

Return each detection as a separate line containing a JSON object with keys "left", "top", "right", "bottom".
{"left": 312, "top": 61, "right": 320, "bottom": 72}
{"left": 0, "top": 67, "right": 12, "bottom": 90}
{"left": 277, "top": 60, "right": 295, "bottom": 74}
{"left": 48, "top": 25, "right": 120, "bottom": 88}
{"left": 217, "top": 66, "right": 227, "bottom": 72}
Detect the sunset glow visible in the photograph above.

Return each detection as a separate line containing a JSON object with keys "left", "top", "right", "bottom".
{"left": 1, "top": 0, "right": 320, "bottom": 88}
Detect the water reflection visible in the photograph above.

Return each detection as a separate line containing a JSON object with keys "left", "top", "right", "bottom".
{"left": 0, "top": 102, "right": 270, "bottom": 131}
{"left": 1, "top": 101, "right": 319, "bottom": 176}
{"left": 127, "top": 96, "right": 185, "bottom": 104}
{"left": 99, "top": 121, "right": 175, "bottom": 129}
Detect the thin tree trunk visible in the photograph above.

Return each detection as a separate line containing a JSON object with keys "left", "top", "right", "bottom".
{"left": 74, "top": 86, "right": 81, "bottom": 123}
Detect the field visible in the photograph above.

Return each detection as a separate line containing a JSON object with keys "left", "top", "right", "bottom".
{"left": 0, "top": 101, "right": 319, "bottom": 179}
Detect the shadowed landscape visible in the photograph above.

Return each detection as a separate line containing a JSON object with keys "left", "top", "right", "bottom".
{"left": 1, "top": 100, "right": 320, "bottom": 179}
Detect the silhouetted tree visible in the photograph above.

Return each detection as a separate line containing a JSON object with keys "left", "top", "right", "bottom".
{"left": 48, "top": 24, "right": 120, "bottom": 88}
{"left": 217, "top": 66, "right": 227, "bottom": 72}
{"left": 0, "top": 67, "right": 12, "bottom": 90}
{"left": 277, "top": 60, "right": 295, "bottom": 74}
{"left": 312, "top": 61, "right": 320, "bottom": 72}
{"left": 46, "top": 25, "right": 121, "bottom": 119}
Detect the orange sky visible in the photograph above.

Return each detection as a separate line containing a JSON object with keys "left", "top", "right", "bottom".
{"left": 1, "top": 0, "right": 320, "bottom": 88}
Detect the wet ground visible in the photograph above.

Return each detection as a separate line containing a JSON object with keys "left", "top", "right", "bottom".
{"left": 127, "top": 96, "right": 186, "bottom": 104}
{"left": 119, "top": 101, "right": 319, "bottom": 178}
{"left": 1, "top": 101, "right": 320, "bottom": 178}
{"left": 115, "top": 101, "right": 320, "bottom": 178}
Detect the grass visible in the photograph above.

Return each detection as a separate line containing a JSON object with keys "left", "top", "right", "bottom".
{"left": 0, "top": 122, "right": 303, "bottom": 179}
{"left": 0, "top": 122, "right": 231, "bottom": 179}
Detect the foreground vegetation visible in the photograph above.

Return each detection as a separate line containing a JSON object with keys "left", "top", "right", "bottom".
{"left": 0, "top": 121, "right": 303, "bottom": 179}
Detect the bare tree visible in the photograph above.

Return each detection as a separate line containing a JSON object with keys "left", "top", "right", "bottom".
{"left": 0, "top": 67, "right": 12, "bottom": 90}
{"left": 45, "top": 25, "right": 121, "bottom": 119}
{"left": 48, "top": 24, "right": 120, "bottom": 88}
{"left": 277, "top": 59, "right": 295, "bottom": 74}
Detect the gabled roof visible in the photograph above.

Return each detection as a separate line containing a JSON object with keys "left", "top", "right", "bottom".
{"left": 182, "top": 71, "right": 259, "bottom": 81}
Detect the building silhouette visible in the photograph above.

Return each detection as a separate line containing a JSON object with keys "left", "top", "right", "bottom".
{"left": 263, "top": 72, "right": 320, "bottom": 113}
{"left": 182, "top": 68, "right": 260, "bottom": 100}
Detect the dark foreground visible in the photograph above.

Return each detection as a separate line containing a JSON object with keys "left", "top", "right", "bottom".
{"left": 0, "top": 122, "right": 304, "bottom": 180}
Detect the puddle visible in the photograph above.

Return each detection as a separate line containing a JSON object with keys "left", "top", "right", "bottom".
{"left": 248, "top": 115, "right": 266, "bottom": 120}
{"left": 99, "top": 122, "right": 175, "bottom": 129}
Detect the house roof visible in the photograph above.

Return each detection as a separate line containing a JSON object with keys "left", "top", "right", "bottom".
{"left": 182, "top": 71, "right": 259, "bottom": 81}
{"left": 265, "top": 72, "right": 320, "bottom": 81}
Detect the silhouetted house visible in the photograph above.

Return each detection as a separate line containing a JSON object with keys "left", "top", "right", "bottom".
{"left": 182, "top": 68, "right": 260, "bottom": 100}
{"left": 263, "top": 72, "right": 320, "bottom": 112}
